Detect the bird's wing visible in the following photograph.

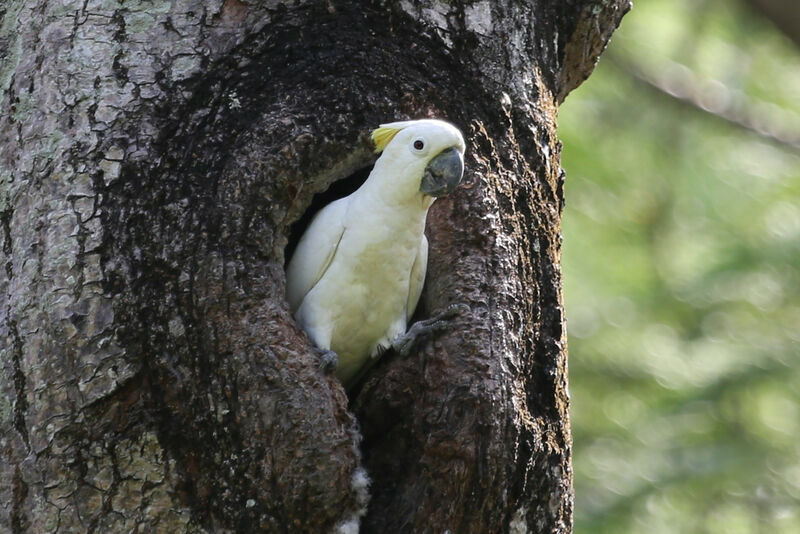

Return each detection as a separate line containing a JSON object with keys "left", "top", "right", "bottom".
{"left": 285, "top": 197, "right": 348, "bottom": 312}
{"left": 406, "top": 234, "right": 428, "bottom": 322}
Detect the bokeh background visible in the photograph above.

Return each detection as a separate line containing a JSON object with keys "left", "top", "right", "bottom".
{"left": 558, "top": 0, "right": 800, "bottom": 532}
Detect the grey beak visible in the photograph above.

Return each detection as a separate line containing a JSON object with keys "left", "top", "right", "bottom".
{"left": 419, "top": 147, "right": 464, "bottom": 197}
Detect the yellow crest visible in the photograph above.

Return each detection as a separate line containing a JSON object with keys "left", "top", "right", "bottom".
{"left": 370, "top": 120, "right": 415, "bottom": 153}
{"left": 371, "top": 126, "right": 401, "bottom": 153}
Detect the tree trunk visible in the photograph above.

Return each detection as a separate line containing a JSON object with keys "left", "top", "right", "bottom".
{"left": 0, "top": 1, "right": 628, "bottom": 532}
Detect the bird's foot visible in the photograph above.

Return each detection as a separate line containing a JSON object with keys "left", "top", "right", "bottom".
{"left": 391, "top": 303, "right": 469, "bottom": 357}
{"left": 316, "top": 348, "right": 339, "bottom": 374}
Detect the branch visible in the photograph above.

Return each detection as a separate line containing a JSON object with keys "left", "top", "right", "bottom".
{"left": 610, "top": 54, "right": 800, "bottom": 152}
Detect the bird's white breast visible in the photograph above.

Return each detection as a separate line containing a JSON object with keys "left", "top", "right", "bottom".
{"left": 295, "top": 190, "right": 429, "bottom": 384}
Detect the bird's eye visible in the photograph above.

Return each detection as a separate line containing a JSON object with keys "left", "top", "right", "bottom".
{"left": 413, "top": 139, "right": 425, "bottom": 151}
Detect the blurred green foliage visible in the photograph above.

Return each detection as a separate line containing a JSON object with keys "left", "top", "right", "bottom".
{"left": 559, "top": 0, "right": 800, "bottom": 532}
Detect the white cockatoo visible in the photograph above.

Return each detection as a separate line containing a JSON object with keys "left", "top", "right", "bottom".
{"left": 286, "top": 119, "right": 466, "bottom": 387}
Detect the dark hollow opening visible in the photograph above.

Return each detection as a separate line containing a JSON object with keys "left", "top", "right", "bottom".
{"left": 284, "top": 164, "right": 374, "bottom": 268}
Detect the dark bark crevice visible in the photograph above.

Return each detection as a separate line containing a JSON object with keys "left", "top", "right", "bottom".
{"left": 11, "top": 464, "right": 27, "bottom": 534}
{"left": 8, "top": 318, "right": 28, "bottom": 449}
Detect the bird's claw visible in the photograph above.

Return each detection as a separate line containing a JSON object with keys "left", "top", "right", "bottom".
{"left": 391, "top": 302, "right": 469, "bottom": 357}
{"left": 317, "top": 349, "right": 338, "bottom": 374}
{"left": 391, "top": 334, "right": 416, "bottom": 357}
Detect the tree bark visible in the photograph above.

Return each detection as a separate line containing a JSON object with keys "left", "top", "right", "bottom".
{"left": 0, "top": 1, "right": 628, "bottom": 532}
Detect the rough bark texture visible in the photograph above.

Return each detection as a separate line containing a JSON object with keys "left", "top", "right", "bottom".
{"left": 0, "top": 1, "right": 628, "bottom": 532}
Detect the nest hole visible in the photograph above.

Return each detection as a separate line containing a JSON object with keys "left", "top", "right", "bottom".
{"left": 284, "top": 164, "right": 374, "bottom": 268}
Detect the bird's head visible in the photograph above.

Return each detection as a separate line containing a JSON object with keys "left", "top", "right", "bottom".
{"left": 371, "top": 119, "right": 466, "bottom": 199}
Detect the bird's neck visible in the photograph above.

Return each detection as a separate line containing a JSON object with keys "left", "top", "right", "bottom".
{"left": 356, "top": 156, "right": 435, "bottom": 217}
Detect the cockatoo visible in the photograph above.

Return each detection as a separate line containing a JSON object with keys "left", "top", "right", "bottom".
{"left": 286, "top": 119, "right": 466, "bottom": 387}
